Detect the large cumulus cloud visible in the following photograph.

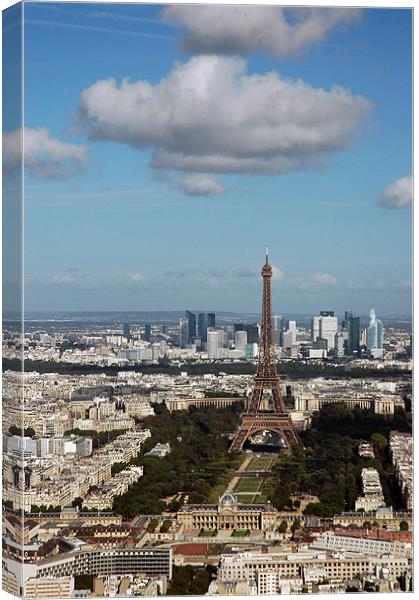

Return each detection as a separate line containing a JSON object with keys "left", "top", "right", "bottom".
{"left": 77, "top": 55, "right": 371, "bottom": 186}
{"left": 161, "top": 6, "right": 362, "bottom": 58}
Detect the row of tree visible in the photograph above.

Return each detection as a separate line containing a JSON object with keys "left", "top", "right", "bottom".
{"left": 3, "top": 357, "right": 411, "bottom": 380}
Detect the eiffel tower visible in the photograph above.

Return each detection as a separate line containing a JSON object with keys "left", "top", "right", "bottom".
{"left": 229, "top": 249, "right": 301, "bottom": 453}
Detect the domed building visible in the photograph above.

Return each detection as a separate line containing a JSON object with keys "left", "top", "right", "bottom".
{"left": 219, "top": 492, "right": 236, "bottom": 506}
{"left": 177, "top": 492, "right": 277, "bottom": 532}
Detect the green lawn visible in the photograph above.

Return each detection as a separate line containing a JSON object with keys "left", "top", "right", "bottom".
{"left": 207, "top": 481, "right": 229, "bottom": 503}
{"left": 232, "top": 529, "right": 249, "bottom": 537}
{"left": 236, "top": 494, "right": 258, "bottom": 504}
{"left": 234, "top": 478, "right": 263, "bottom": 493}
{"left": 205, "top": 452, "right": 245, "bottom": 503}
{"left": 246, "top": 456, "right": 274, "bottom": 471}
{"left": 199, "top": 529, "right": 217, "bottom": 537}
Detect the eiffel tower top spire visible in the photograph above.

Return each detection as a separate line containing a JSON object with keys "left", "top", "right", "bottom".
{"left": 259, "top": 248, "right": 276, "bottom": 379}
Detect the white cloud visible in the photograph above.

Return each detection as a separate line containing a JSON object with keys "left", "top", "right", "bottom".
{"left": 78, "top": 56, "right": 371, "bottom": 183}
{"left": 127, "top": 272, "right": 145, "bottom": 284}
{"left": 377, "top": 175, "right": 412, "bottom": 209}
{"left": 51, "top": 275, "right": 76, "bottom": 284}
{"left": 292, "top": 272, "right": 338, "bottom": 289}
{"left": 233, "top": 267, "right": 258, "bottom": 278}
{"left": 272, "top": 266, "right": 285, "bottom": 281}
{"left": 161, "top": 6, "right": 362, "bottom": 58}
{"left": 3, "top": 128, "right": 88, "bottom": 179}
{"left": 311, "top": 272, "right": 338, "bottom": 285}
{"left": 174, "top": 173, "right": 227, "bottom": 196}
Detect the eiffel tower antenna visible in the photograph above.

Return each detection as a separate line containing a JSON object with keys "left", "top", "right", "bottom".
{"left": 229, "top": 251, "right": 301, "bottom": 453}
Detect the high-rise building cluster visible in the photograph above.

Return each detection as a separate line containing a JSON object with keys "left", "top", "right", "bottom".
{"left": 179, "top": 311, "right": 260, "bottom": 359}
{"left": 177, "top": 307, "right": 385, "bottom": 361}
{"left": 179, "top": 311, "right": 215, "bottom": 348}
{"left": 307, "top": 309, "right": 384, "bottom": 359}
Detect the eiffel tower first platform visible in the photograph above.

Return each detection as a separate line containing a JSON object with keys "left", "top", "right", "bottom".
{"left": 229, "top": 250, "right": 301, "bottom": 453}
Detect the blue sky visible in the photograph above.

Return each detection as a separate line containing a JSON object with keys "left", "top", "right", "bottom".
{"left": 12, "top": 3, "right": 412, "bottom": 315}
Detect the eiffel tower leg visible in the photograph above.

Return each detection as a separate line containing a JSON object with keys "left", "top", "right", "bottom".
{"left": 282, "top": 427, "right": 301, "bottom": 448}
{"left": 229, "top": 423, "right": 250, "bottom": 453}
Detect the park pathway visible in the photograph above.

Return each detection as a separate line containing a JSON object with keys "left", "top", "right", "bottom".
{"left": 225, "top": 454, "right": 253, "bottom": 492}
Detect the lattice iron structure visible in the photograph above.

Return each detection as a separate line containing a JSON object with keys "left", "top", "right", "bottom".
{"left": 229, "top": 249, "right": 301, "bottom": 453}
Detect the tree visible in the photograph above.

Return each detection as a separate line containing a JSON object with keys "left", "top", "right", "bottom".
{"left": 303, "top": 502, "right": 334, "bottom": 518}
{"left": 147, "top": 518, "right": 159, "bottom": 533}
{"left": 160, "top": 519, "right": 172, "bottom": 533}
{"left": 399, "top": 520, "right": 409, "bottom": 531}
{"left": 291, "top": 518, "right": 301, "bottom": 534}
{"left": 285, "top": 498, "right": 294, "bottom": 510}
{"left": 370, "top": 433, "right": 388, "bottom": 451}
{"left": 167, "top": 499, "right": 181, "bottom": 512}
{"left": 8, "top": 426, "right": 36, "bottom": 438}
{"left": 277, "top": 520, "right": 288, "bottom": 533}
{"left": 8, "top": 425, "right": 21, "bottom": 436}
{"left": 74, "top": 575, "right": 94, "bottom": 591}
{"left": 168, "top": 566, "right": 213, "bottom": 596}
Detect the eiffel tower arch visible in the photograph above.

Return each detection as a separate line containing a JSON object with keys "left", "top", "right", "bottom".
{"left": 229, "top": 250, "right": 301, "bottom": 453}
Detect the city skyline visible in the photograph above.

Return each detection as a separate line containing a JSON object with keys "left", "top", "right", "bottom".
{"left": 5, "top": 4, "right": 412, "bottom": 315}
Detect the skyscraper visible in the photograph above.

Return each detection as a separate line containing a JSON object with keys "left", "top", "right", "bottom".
{"left": 271, "top": 315, "right": 283, "bottom": 345}
{"left": 342, "top": 310, "right": 351, "bottom": 330}
{"left": 334, "top": 332, "right": 345, "bottom": 358}
{"left": 217, "top": 329, "right": 225, "bottom": 348}
{"left": 312, "top": 311, "right": 338, "bottom": 351}
{"left": 319, "top": 314, "right": 338, "bottom": 351}
{"left": 179, "top": 318, "right": 188, "bottom": 348}
{"left": 311, "top": 316, "right": 321, "bottom": 343}
{"left": 246, "top": 323, "right": 259, "bottom": 344}
{"left": 144, "top": 324, "right": 151, "bottom": 342}
{"left": 207, "top": 329, "right": 220, "bottom": 359}
{"left": 235, "top": 330, "right": 248, "bottom": 353}
{"left": 207, "top": 313, "right": 216, "bottom": 329}
{"left": 282, "top": 321, "right": 297, "bottom": 349}
{"left": 185, "top": 310, "right": 196, "bottom": 344}
{"left": 123, "top": 323, "right": 131, "bottom": 341}
{"left": 197, "top": 313, "right": 208, "bottom": 341}
{"left": 286, "top": 320, "right": 297, "bottom": 345}
{"left": 347, "top": 312, "right": 360, "bottom": 356}
{"left": 367, "top": 308, "right": 384, "bottom": 350}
